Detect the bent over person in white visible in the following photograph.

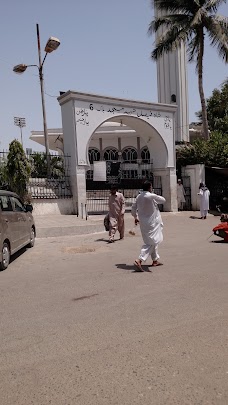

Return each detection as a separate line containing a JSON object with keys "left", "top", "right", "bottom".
{"left": 131, "top": 184, "right": 166, "bottom": 271}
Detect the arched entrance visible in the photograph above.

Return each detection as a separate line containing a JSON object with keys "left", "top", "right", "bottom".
{"left": 58, "top": 91, "right": 178, "bottom": 216}
{"left": 85, "top": 116, "right": 168, "bottom": 213}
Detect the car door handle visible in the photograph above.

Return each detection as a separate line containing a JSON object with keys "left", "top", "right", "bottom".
{"left": 17, "top": 217, "right": 23, "bottom": 221}
{"left": 4, "top": 219, "right": 9, "bottom": 223}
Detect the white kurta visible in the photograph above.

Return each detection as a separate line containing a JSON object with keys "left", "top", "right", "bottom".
{"left": 198, "top": 188, "right": 210, "bottom": 212}
{"left": 177, "top": 184, "right": 186, "bottom": 206}
{"left": 131, "top": 192, "right": 166, "bottom": 246}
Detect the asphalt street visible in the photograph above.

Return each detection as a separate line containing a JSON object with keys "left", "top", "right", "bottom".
{"left": 0, "top": 213, "right": 228, "bottom": 405}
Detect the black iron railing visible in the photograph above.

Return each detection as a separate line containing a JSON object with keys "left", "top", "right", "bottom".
{"left": 0, "top": 151, "right": 72, "bottom": 199}
{"left": 28, "top": 177, "right": 72, "bottom": 199}
{"left": 182, "top": 176, "right": 192, "bottom": 210}
{"left": 86, "top": 161, "right": 154, "bottom": 182}
{"left": 28, "top": 153, "right": 72, "bottom": 199}
{"left": 86, "top": 176, "right": 163, "bottom": 214}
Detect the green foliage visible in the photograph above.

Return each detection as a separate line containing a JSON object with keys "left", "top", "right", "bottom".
{"left": 0, "top": 159, "right": 8, "bottom": 188}
{"left": 149, "top": 0, "right": 228, "bottom": 139}
{"left": 30, "top": 153, "right": 65, "bottom": 178}
{"left": 196, "top": 78, "right": 228, "bottom": 133}
{"left": 149, "top": 1, "right": 228, "bottom": 64}
{"left": 50, "top": 156, "right": 65, "bottom": 178}
{"left": 176, "top": 132, "right": 228, "bottom": 168}
{"left": 30, "top": 153, "right": 46, "bottom": 177}
{"left": 6, "top": 140, "right": 31, "bottom": 201}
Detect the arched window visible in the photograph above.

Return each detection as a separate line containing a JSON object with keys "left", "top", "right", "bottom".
{"left": 103, "top": 148, "right": 118, "bottom": 161}
{"left": 141, "top": 147, "right": 150, "bottom": 163}
{"left": 88, "top": 148, "right": 100, "bottom": 164}
{"left": 122, "top": 147, "right": 137, "bottom": 163}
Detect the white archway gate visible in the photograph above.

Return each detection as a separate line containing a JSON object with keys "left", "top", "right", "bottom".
{"left": 58, "top": 91, "right": 178, "bottom": 216}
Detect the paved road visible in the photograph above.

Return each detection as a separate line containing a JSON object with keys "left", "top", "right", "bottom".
{"left": 1, "top": 213, "right": 228, "bottom": 405}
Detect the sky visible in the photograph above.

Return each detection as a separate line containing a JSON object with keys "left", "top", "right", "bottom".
{"left": 1, "top": 0, "right": 228, "bottom": 151}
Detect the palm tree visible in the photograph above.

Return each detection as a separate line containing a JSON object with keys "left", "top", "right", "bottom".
{"left": 149, "top": 0, "right": 228, "bottom": 140}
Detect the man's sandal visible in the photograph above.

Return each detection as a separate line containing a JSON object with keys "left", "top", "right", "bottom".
{"left": 151, "top": 261, "right": 163, "bottom": 267}
{"left": 134, "top": 260, "right": 144, "bottom": 272}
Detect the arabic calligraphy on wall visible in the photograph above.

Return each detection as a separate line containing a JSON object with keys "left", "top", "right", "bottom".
{"left": 75, "top": 103, "right": 173, "bottom": 130}
{"left": 89, "top": 103, "right": 162, "bottom": 119}
{"left": 164, "top": 116, "right": 172, "bottom": 129}
{"left": 88, "top": 103, "right": 172, "bottom": 130}
{"left": 76, "top": 108, "right": 89, "bottom": 126}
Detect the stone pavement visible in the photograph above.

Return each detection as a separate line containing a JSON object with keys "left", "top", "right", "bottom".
{"left": 35, "top": 214, "right": 105, "bottom": 238}
{"left": 35, "top": 211, "right": 219, "bottom": 238}
{"left": 35, "top": 213, "right": 145, "bottom": 238}
{"left": 1, "top": 212, "right": 227, "bottom": 405}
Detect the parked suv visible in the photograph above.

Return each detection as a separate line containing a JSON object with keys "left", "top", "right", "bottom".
{"left": 0, "top": 190, "right": 35, "bottom": 270}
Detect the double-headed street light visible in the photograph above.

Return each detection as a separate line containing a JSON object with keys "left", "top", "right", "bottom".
{"left": 13, "top": 24, "right": 60, "bottom": 176}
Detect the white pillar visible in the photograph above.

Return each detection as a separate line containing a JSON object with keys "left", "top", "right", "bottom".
{"left": 60, "top": 100, "right": 88, "bottom": 217}
{"left": 182, "top": 164, "right": 205, "bottom": 210}
{"left": 153, "top": 168, "right": 178, "bottom": 212}
{"left": 75, "top": 166, "right": 87, "bottom": 218}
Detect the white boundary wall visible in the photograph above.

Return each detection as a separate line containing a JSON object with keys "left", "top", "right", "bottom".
{"left": 32, "top": 199, "right": 75, "bottom": 216}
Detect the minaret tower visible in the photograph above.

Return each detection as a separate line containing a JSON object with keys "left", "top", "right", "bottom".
{"left": 155, "top": 6, "right": 189, "bottom": 142}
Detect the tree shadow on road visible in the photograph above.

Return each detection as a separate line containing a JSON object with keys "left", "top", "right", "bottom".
{"left": 115, "top": 263, "right": 152, "bottom": 273}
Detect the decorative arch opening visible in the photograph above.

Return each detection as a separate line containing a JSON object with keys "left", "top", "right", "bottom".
{"left": 141, "top": 146, "right": 150, "bottom": 163}
{"left": 122, "top": 147, "right": 138, "bottom": 163}
{"left": 88, "top": 147, "right": 100, "bottom": 164}
{"left": 87, "top": 115, "right": 169, "bottom": 169}
{"left": 103, "top": 147, "right": 118, "bottom": 161}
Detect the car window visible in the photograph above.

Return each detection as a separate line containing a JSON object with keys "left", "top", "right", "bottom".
{"left": 0, "top": 195, "right": 13, "bottom": 212}
{"left": 11, "top": 197, "right": 26, "bottom": 212}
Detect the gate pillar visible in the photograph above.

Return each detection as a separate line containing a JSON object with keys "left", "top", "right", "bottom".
{"left": 182, "top": 164, "right": 205, "bottom": 211}
{"left": 153, "top": 168, "right": 178, "bottom": 212}
{"left": 70, "top": 166, "right": 87, "bottom": 217}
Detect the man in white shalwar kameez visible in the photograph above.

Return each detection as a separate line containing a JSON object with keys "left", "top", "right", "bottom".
{"left": 131, "top": 181, "right": 166, "bottom": 271}
{"left": 177, "top": 179, "right": 186, "bottom": 211}
{"left": 198, "top": 183, "right": 210, "bottom": 219}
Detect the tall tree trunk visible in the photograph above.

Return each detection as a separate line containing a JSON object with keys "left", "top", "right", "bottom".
{"left": 198, "top": 28, "right": 209, "bottom": 140}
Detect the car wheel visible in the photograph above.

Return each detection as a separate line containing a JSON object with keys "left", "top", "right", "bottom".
{"left": 0, "top": 242, "right": 10, "bottom": 270}
{"left": 28, "top": 227, "right": 35, "bottom": 248}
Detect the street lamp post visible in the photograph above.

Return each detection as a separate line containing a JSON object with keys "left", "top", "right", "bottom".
{"left": 13, "top": 24, "right": 60, "bottom": 177}
{"left": 14, "top": 116, "right": 26, "bottom": 148}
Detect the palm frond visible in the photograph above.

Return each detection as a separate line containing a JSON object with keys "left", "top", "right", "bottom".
{"left": 205, "top": 0, "right": 227, "bottom": 13}
{"left": 213, "top": 14, "right": 228, "bottom": 29}
{"left": 205, "top": 15, "right": 228, "bottom": 62}
{"left": 190, "top": 8, "right": 206, "bottom": 26}
{"left": 153, "top": 0, "right": 195, "bottom": 15}
{"left": 148, "top": 14, "right": 191, "bottom": 35}
{"left": 151, "top": 26, "right": 191, "bottom": 59}
{"left": 187, "top": 35, "right": 200, "bottom": 64}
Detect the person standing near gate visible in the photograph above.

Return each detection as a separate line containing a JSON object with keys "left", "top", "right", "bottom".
{"left": 177, "top": 179, "right": 186, "bottom": 211}
{"left": 131, "top": 181, "right": 166, "bottom": 271}
{"left": 198, "top": 183, "right": 210, "bottom": 219}
{"left": 108, "top": 185, "right": 125, "bottom": 243}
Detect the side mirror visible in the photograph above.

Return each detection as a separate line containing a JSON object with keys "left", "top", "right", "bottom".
{"left": 25, "top": 204, "right": 33, "bottom": 212}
